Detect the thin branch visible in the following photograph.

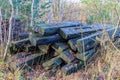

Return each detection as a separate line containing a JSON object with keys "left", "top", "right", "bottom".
{"left": 112, "top": 5, "right": 120, "bottom": 39}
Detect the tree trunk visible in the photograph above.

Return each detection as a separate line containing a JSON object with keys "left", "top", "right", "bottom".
{"left": 4, "top": 0, "right": 14, "bottom": 60}
{"left": 48, "top": 0, "right": 54, "bottom": 23}
{"left": 0, "top": 8, "right": 3, "bottom": 54}
{"left": 31, "top": 0, "right": 34, "bottom": 27}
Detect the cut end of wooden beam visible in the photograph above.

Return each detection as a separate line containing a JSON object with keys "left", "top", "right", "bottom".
{"left": 68, "top": 40, "right": 77, "bottom": 51}
{"left": 52, "top": 42, "right": 69, "bottom": 53}
{"left": 60, "top": 49, "right": 75, "bottom": 63}
{"left": 76, "top": 49, "right": 95, "bottom": 61}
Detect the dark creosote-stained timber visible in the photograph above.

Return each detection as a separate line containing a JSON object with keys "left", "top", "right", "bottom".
{"left": 9, "top": 21, "right": 120, "bottom": 76}
{"left": 59, "top": 24, "right": 111, "bottom": 39}
{"left": 19, "top": 32, "right": 29, "bottom": 39}
{"left": 9, "top": 52, "right": 56, "bottom": 70}
{"left": 60, "top": 49, "right": 75, "bottom": 63}
{"left": 68, "top": 34, "right": 90, "bottom": 52}
{"left": 52, "top": 42, "right": 69, "bottom": 53}
{"left": 30, "top": 34, "right": 64, "bottom": 46}
{"left": 9, "top": 38, "right": 31, "bottom": 54}
{"left": 61, "top": 61, "right": 84, "bottom": 75}
{"left": 29, "top": 32, "right": 42, "bottom": 38}
{"left": 42, "top": 57, "right": 63, "bottom": 70}
{"left": 35, "top": 21, "right": 83, "bottom": 36}
{"left": 9, "top": 54, "right": 42, "bottom": 70}
{"left": 77, "top": 27, "right": 120, "bottom": 53}
{"left": 76, "top": 48, "right": 95, "bottom": 61}
{"left": 25, "top": 45, "right": 39, "bottom": 53}
{"left": 38, "top": 44, "right": 51, "bottom": 53}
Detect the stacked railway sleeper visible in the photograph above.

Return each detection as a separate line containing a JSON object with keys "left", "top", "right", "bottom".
{"left": 8, "top": 21, "right": 120, "bottom": 76}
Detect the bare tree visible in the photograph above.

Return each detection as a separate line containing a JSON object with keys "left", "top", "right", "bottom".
{"left": 15, "top": 0, "right": 19, "bottom": 17}
{"left": 31, "top": 0, "right": 34, "bottom": 27}
{"left": 47, "top": 0, "right": 54, "bottom": 23}
{"left": 4, "top": 0, "right": 14, "bottom": 60}
{"left": 59, "top": 0, "right": 64, "bottom": 22}
{"left": 0, "top": 8, "right": 3, "bottom": 54}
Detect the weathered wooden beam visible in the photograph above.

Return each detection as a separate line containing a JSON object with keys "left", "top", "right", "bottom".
{"left": 19, "top": 32, "right": 29, "bottom": 39}
{"left": 25, "top": 45, "right": 39, "bottom": 53}
{"left": 42, "top": 57, "right": 63, "bottom": 70}
{"left": 77, "top": 27, "right": 120, "bottom": 53}
{"left": 10, "top": 52, "right": 31, "bottom": 60}
{"left": 9, "top": 54, "right": 42, "bottom": 70}
{"left": 68, "top": 36, "right": 88, "bottom": 52}
{"left": 51, "top": 42, "right": 69, "bottom": 53}
{"left": 29, "top": 32, "right": 42, "bottom": 38}
{"left": 35, "top": 21, "right": 83, "bottom": 36}
{"left": 60, "top": 49, "right": 75, "bottom": 63}
{"left": 9, "top": 51, "right": 56, "bottom": 70}
{"left": 30, "top": 34, "right": 64, "bottom": 46}
{"left": 38, "top": 45, "right": 50, "bottom": 53}
{"left": 61, "top": 61, "right": 84, "bottom": 75}
{"left": 9, "top": 38, "right": 31, "bottom": 54}
{"left": 59, "top": 24, "right": 111, "bottom": 39}
{"left": 76, "top": 48, "right": 95, "bottom": 61}
{"left": 77, "top": 38, "right": 98, "bottom": 53}
{"left": 68, "top": 33, "right": 94, "bottom": 52}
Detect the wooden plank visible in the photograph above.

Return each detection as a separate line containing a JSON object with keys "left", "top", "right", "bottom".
{"left": 36, "top": 21, "right": 83, "bottom": 36}
{"left": 9, "top": 38, "right": 31, "bottom": 54}
{"left": 9, "top": 51, "right": 56, "bottom": 70}
{"left": 29, "top": 32, "right": 42, "bottom": 38}
{"left": 9, "top": 54, "right": 41, "bottom": 70}
{"left": 68, "top": 36, "right": 89, "bottom": 52}
{"left": 77, "top": 27, "right": 120, "bottom": 53}
{"left": 76, "top": 48, "right": 95, "bottom": 61}
{"left": 60, "top": 49, "right": 75, "bottom": 63}
{"left": 19, "top": 32, "right": 29, "bottom": 39}
{"left": 77, "top": 37, "right": 98, "bottom": 53}
{"left": 59, "top": 24, "right": 111, "bottom": 39}
{"left": 51, "top": 42, "right": 69, "bottom": 53}
{"left": 38, "top": 45, "right": 50, "bottom": 53}
{"left": 42, "top": 57, "right": 63, "bottom": 70}
{"left": 30, "top": 34, "right": 64, "bottom": 46}
{"left": 61, "top": 61, "right": 84, "bottom": 75}
{"left": 25, "top": 45, "right": 39, "bottom": 53}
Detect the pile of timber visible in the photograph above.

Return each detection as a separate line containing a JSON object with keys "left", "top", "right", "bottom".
{"left": 9, "top": 21, "right": 120, "bottom": 76}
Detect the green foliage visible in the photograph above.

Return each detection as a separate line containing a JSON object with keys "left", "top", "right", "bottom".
{"left": 41, "top": 2, "right": 51, "bottom": 9}
{"left": 83, "top": 0, "right": 120, "bottom": 25}
{"left": 81, "top": 0, "right": 95, "bottom": 3}
{"left": 0, "top": 0, "right": 51, "bottom": 28}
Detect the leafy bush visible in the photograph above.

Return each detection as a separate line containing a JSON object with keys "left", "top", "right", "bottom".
{"left": 81, "top": 0, "right": 120, "bottom": 25}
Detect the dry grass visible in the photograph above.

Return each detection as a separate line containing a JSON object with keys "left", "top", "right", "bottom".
{"left": 0, "top": 1, "right": 120, "bottom": 80}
